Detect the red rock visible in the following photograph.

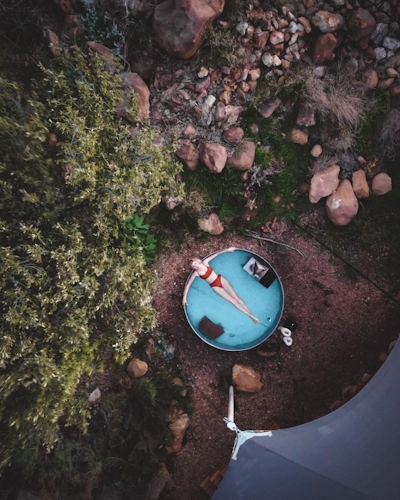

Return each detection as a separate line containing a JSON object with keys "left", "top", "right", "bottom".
{"left": 117, "top": 72, "right": 150, "bottom": 122}
{"left": 153, "top": 0, "right": 225, "bottom": 59}
{"left": 226, "top": 141, "right": 256, "bottom": 171}
{"left": 362, "top": 68, "right": 378, "bottom": 89}
{"left": 232, "top": 364, "right": 263, "bottom": 392}
{"left": 326, "top": 179, "right": 359, "bottom": 226}
{"left": 258, "top": 97, "right": 281, "bottom": 118}
{"left": 347, "top": 8, "right": 376, "bottom": 42}
{"left": 313, "top": 33, "right": 337, "bottom": 64}
{"left": 253, "top": 31, "right": 269, "bottom": 49}
{"left": 176, "top": 140, "right": 200, "bottom": 170}
{"left": 378, "top": 78, "right": 395, "bottom": 90}
{"left": 199, "top": 142, "right": 227, "bottom": 173}
{"left": 223, "top": 127, "right": 244, "bottom": 143}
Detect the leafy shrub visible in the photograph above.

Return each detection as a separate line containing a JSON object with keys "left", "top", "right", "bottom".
{"left": 0, "top": 49, "right": 182, "bottom": 471}
{"left": 4, "top": 369, "right": 192, "bottom": 500}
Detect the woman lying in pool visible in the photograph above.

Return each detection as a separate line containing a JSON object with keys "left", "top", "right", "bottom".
{"left": 182, "top": 247, "right": 259, "bottom": 324}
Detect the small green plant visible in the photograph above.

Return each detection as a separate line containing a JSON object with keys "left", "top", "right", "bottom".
{"left": 124, "top": 214, "right": 157, "bottom": 263}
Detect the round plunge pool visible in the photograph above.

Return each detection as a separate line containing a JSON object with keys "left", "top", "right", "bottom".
{"left": 183, "top": 248, "right": 284, "bottom": 351}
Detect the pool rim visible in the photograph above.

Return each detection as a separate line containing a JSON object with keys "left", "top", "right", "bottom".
{"left": 183, "top": 247, "right": 285, "bottom": 351}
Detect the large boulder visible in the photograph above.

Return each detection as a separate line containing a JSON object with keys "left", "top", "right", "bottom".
{"left": 311, "top": 11, "right": 345, "bottom": 33}
{"left": 232, "top": 364, "right": 263, "bottom": 393}
{"left": 145, "top": 463, "right": 172, "bottom": 500}
{"left": 226, "top": 141, "right": 256, "bottom": 170}
{"left": 198, "top": 213, "right": 224, "bottom": 235}
{"left": 176, "top": 140, "right": 200, "bottom": 170}
{"left": 347, "top": 8, "right": 376, "bottom": 42}
{"left": 371, "top": 172, "right": 392, "bottom": 195}
{"left": 290, "top": 128, "right": 308, "bottom": 145}
{"left": 165, "top": 409, "right": 190, "bottom": 454}
{"left": 352, "top": 170, "right": 370, "bottom": 199}
{"left": 223, "top": 127, "right": 244, "bottom": 143}
{"left": 153, "top": 0, "right": 225, "bottom": 58}
{"left": 309, "top": 164, "right": 340, "bottom": 203}
{"left": 127, "top": 358, "right": 149, "bottom": 378}
{"left": 313, "top": 33, "right": 337, "bottom": 64}
{"left": 362, "top": 68, "right": 379, "bottom": 89}
{"left": 325, "top": 179, "right": 359, "bottom": 226}
{"left": 258, "top": 97, "right": 281, "bottom": 118}
{"left": 199, "top": 142, "right": 227, "bottom": 173}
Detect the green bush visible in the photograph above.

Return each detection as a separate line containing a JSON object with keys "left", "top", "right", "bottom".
{"left": 0, "top": 49, "right": 182, "bottom": 471}
{"left": 3, "top": 370, "right": 192, "bottom": 500}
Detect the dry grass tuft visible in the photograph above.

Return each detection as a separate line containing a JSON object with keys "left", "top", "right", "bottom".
{"left": 324, "top": 127, "right": 356, "bottom": 152}
{"left": 303, "top": 70, "right": 371, "bottom": 129}
{"left": 379, "top": 108, "right": 400, "bottom": 156}
{"left": 310, "top": 153, "right": 339, "bottom": 175}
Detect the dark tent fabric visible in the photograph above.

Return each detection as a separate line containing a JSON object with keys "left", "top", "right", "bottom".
{"left": 212, "top": 340, "right": 400, "bottom": 500}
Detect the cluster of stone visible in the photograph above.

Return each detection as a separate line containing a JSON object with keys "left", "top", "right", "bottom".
{"left": 308, "top": 162, "right": 392, "bottom": 225}
{"left": 45, "top": 0, "right": 398, "bottom": 231}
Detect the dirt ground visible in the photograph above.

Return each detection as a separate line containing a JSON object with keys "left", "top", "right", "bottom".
{"left": 151, "top": 206, "right": 400, "bottom": 500}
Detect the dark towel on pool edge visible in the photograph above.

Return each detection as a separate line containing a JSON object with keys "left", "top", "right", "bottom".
{"left": 199, "top": 316, "right": 224, "bottom": 340}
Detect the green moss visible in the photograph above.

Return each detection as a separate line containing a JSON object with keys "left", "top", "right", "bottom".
{"left": 241, "top": 108, "right": 311, "bottom": 223}
{"left": 353, "top": 90, "right": 390, "bottom": 158}
{"left": 183, "top": 165, "right": 245, "bottom": 216}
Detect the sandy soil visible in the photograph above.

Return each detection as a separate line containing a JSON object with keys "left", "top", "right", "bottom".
{"left": 151, "top": 206, "right": 400, "bottom": 500}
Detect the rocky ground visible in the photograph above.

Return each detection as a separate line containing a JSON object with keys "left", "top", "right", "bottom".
{"left": 20, "top": 0, "right": 400, "bottom": 499}
{"left": 152, "top": 205, "right": 400, "bottom": 500}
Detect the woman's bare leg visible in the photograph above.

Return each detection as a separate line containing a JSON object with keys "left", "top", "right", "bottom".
{"left": 212, "top": 285, "right": 259, "bottom": 323}
{"left": 221, "top": 278, "right": 255, "bottom": 317}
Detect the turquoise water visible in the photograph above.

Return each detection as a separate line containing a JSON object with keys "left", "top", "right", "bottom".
{"left": 184, "top": 249, "right": 284, "bottom": 350}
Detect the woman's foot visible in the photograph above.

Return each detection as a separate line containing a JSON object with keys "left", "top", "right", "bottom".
{"left": 250, "top": 315, "right": 259, "bottom": 324}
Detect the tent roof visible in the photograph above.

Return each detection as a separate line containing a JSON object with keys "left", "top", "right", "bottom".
{"left": 212, "top": 340, "right": 400, "bottom": 500}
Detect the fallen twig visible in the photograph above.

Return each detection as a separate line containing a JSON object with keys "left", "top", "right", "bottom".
{"left": 245, "top": 230, "right": 307, "bottom": 258}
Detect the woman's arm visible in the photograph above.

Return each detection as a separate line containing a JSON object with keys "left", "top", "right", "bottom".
{"left": 202, "top": 247, "right": 236, "bottom": 265}
{"left": 182, "top": 271, "right": 198, "bottom": 306}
